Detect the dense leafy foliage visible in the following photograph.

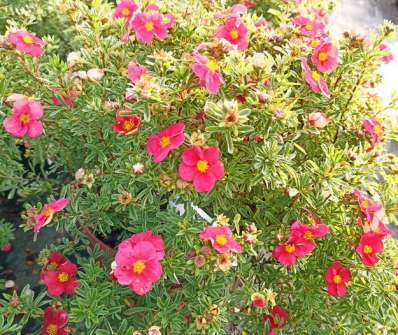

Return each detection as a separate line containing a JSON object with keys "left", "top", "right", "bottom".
{"left": 1, "top": 0, "right": 398, "bottom": 334}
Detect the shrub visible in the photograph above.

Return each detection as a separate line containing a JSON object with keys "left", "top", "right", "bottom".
{"left": 1, "top": 0, "right": 398, "bottom": 334}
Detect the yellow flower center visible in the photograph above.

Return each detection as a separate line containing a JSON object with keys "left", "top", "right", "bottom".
{"left": 196, "top": 160, "right": 209, "bottom": 173}
{"left": 22, "top": 36, "right": 33, "bottom": 44}
{"left": 304, "top": 231, "right": 313, "bottom": 240}
{"left": 361, "top": 200, "right": 369, "bottom": 209}
{"left": 310, "top": 39, "right": 320, "bottom": 47}
{"left": 123, "top": 120, "right": 135, "bottom": 131}
{"left": 215, "top": 234, "right": 227, "bottom": 246}
{"left": 333, "top": 274, "right": 342, "bottom": 284}
{"left": 305, "top": 23, "right": 313, "bottom": 31}
{"left": 373, "top": 125, "right": 382, "bottom": 136}
{"left": 318, "top": 52, "right": 328, "bottom": 61}
{"left": 121, "top": 8, "right": 130, "bottom": 17}
{"left": 311, "top": 71, "right": 321, "bottom": 81}
{"left": 363, "top": 245, "right": 373, "bottom": 254}
{"left": 19, "top": 113, "right": 31, "bottom": 125}
{"left": 57, "top": 272, "right": 69, "bottom": 283}
{"left": 159, "top": 136, "right": 171, "bottom": 148}
{"left": 229, "top": 29, "right": 239, "bottom": 40}
{"left": 144, "top": 21, "right": 154, "bottom": 31}
{"left": 285, "top": 244, "right": 296, "bottom": 253}
{"left": 132, "top": 260, "right": 146, "bottom": 274}
{"left": 46, "top": 324, "right": 58, "bottom": 335}
{"left": 207, "top": 60, "right": 218, "bottom": 72}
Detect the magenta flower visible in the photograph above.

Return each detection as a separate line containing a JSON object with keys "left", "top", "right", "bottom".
{"left": 178, "top": 145, "right": 225, "bottom": 192}
{"left": 200, "top": 225, "right": 242, "bottom": 253}
{"left": 272, "top": 239, "right": 310, "bottom": 267}
{"left": 362, "top": 118, "right": 383, "bottom": 148}
{"left": 216, "top": 16, "right": 248, "bottom": 51}
{"left": 3, "top": 99, "right": 44, "bottom": 138}
{"left": 292, "top": 16, "right": 325, "bottom": 37}
{"left": 7, "top": 31, "right": 45, "bottom": 57}
{"left": 301, "top": 58, "right": 330, "bottom": 98}
{"left": 112, "top": 0, "right": 137, "bottom": 22}
{"left": 114, "top": 237, "right": 163, "bottom": 295}
{"left": 130, "top": 12, "right": 168, "bottom": 44}
{"left": 34, "top": 198, "right": 69, "bottom": 233}
{"left": 41, "top": 260, "right": 79, "bottom": 296}
{"left": 127, "top": 62, "right": 148, "bottom": 83}
{"left": 311, "top": 42, "right": 339, "bottom": 73}
{"left": 162, "top": 13, "right": 176, "bottom": 30}
{"left": 325, "top": 261, "right": 352, "bottom": 297}
{"left": 191, "top": 54, "right": 223, "bottom": 95}
{"left": 380, "top": 44, "right": 394, "bottom": 64}
{"left": 356, "top": 232, "right": 384, "bottom": 267}
{"left": 146, "top": 122, "right": 185, "bottom": 163}
{"left": 288, "top": 220, "right": 329, "bottom": 253}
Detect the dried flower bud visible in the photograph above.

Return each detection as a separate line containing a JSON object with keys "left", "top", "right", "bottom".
{"left": 194, "top": 255, "right": 206, "bottom": 268}
{"left": 148, "top": 326, "right": 161, "bottom": 335}
{"left": 75, "top": 168, "right": 85, "bottom": 181}
{"left": 190, "top": 131, "right": 206, "bottom": 146}
{"left": 87, "top": 68, "right": 105, "bottom": 81}
{"left": 67, "top": 51, "right": 82, "bottom": 67}
{"left": 118, "top": 191, "right": 132, "bottom": 205}
{"left": 216, "top": 253, "right": 231, "bottom": 271}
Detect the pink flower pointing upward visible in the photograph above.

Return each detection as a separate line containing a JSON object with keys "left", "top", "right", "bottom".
{"left": 191, "top": 54, "right": 223, "bottom": 94}
{"left": 301, "top": 58, "right": 330, "bottom": 98}
{"left": 3, "top": 99, "right": 44, "bottom": 138}
{"left": 114, "top": 240, "right": 163, "bottom": 295}
{"left": 178, "top": 145, "right": 225, "bottom": 192}
{"left": 311, "top": 42, "right": 339, "bottom": 73}
{"left": 130, "top": 12, "right": 168, "bottom": 44}
{"left": 34, "top": 198, "right": 69, "bottom": 233}
{"left": 146, "top": 122, "right": 185, "bottom": 163}
{"left": 216, "top": 16, "right": 249, "bottom": 51}
{"left": 112, "top": 0, "right": 137, "bottom": 22}
{"left": 7, "top": 31, "right": 45, "bottom": 57}
{"left": 292, "top": 16, "right": 325, "bottom": 37}
{"left": 325, "top": 261, "right": 352, "bottom": 297}
{"left": 127, "top": 62, "right": 148, "bottom": 83}
{"left": 200, "top": 225, "right": 242, "bottom": 253}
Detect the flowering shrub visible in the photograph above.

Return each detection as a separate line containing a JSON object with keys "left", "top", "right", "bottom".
{"left": 1, "top": 0, "right": 398, "bottom": 334}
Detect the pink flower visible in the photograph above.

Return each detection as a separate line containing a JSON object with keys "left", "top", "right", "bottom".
{"left": 255, "top": 17, "right": 272, "bottom": 30}
{"left": 362, "top": 118, "right": 383, "bottom": 148}
{"left": 162, "top": 13, "right": 176, "bottom": 30}
{"left": 41, "top": 307, "right": 69, "bottom": 335}
{"left": 114, "top": 233, "right": 164, "bottom": 295}
{"left": 178, "top": 145, "right": 225, "bottom": 192}
{"left": 34, "top": 198, "right": 69, "bottom": 233}
{"left": 3, "top": 99, "right": 44, "bottom": 138}
{"left": 308, "top": 112, "right": 329, "bottom": 128}
{"left": 216, "top": 16, "right": 248, "bottom": 51}
{"left": 301, "top": 58, "right": 330, "bottom": 98}
{"left": 380, "top": 44, "right": 394, "bottom": 64}
{"left": 272, "top": 239, "right": 310, "bottom": 267}
{"left": 199, "top": 225, "right": 242, "bottom": 253}
{"left": 112, "top": 110, "right": 141, "bottom": 135}
{"left": 353, "top": 189, "right": 383, "bottom": 222}
{"left": 7, "top": 31, "right": 45, "bottom": 57}
{"left": 356, "top": 232, "right": 384, "bottom": 267}
{"left": 41, "top": 260, "right": 79, "bottom": 296}
{"left": 292, "top": 16, "right": 325, "bottom": 37}
{"left": 112, "top": 0, "right": 137, "bottom": 22}
{"left": 325, "top": 261, "right": 352, "bottom": 297}
{"left": 118, "top": 230, "right": 165, "bottom": 261}
{"left": 288, "top": 220, "right": 329, "bottom": 253}
{"left": 130, "top": 12, "right": 168, "bottom": 44}
{"left": 146, "top": 122, "right": 185, "bottom": 163}
{"left": 128, "top": 62, "right": 148, "bottom": 83}
{"left": 191, "top": 54, "right": 223, "bottom": 94}
{"left": 311, "top": 42, "right": 339, "bottom": 72}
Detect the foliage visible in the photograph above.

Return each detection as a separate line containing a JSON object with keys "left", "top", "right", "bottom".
{"left": 0, "top": 0, "right": 398, "bottom": 334}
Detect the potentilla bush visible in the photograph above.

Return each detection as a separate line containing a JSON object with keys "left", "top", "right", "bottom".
{"left": 1, "top": 0, "right": 398, "bottom": 334}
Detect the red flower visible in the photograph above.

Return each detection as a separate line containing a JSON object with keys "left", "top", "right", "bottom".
{"left": 42, "top": 260, "right": 79, "bottom": 296}
{"left": 112, "top": 110, "right": 141, "bottom": 135}
{"left": 325, "top": 261, "right": 352, "bottom": 297}
{"left": 42, "top": 252, "right": 67, "bottom": 275}
{"left": 146, "top": 122, "right": 185, "bottom": 163}
{"left": 41, "top": 307, "right": 69, "bottom": 335}
{"left": 263, "top": 306, "right": 288, "bottom": 334}
{"left": 251, "top": 293, "right": 267, "bottom": 309}
{"left": 178, "top": 145, "right": 225, "bottom": 192}
{"left": 288, "top": 220, "right": 329, "bottom": 253}
{"left": 356, "top": 232, "right": 384, "bottom": 267}
{"left": 272, "top": 239, "right": 310, "bottom": 267}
